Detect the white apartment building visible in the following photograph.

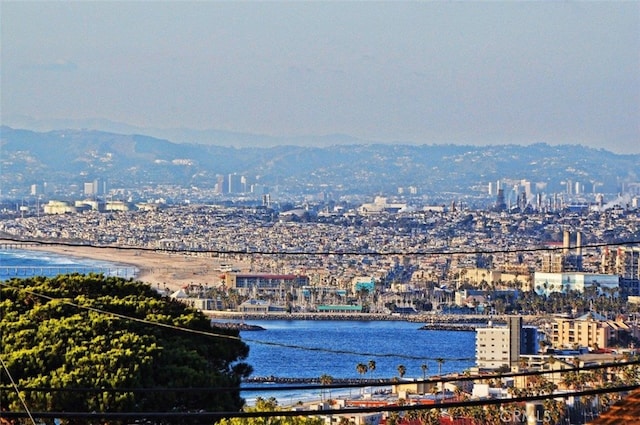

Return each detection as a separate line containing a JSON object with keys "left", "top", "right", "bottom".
{"left": 476, "top": 327, "right": 511, "bottom": 369}
{"left": 533, "top": 272, "right": 619, "bottom": 297}
{"left": 476, "top": 317, "right": 522, "bottom": 370}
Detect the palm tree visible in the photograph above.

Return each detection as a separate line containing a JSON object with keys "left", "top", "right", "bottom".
{"left": 367, "top": 360, "right": 376, "bottom": 378}
{"left": 435, "top": 358, "right": 445, "bottom": 400}
{"left": 367, "top": 359, "right": 376, "bottom": 395}
{"left": 356, "top": 363, "right": 368, "bottom": 394}
{"left": 319, "top": 374, "right": 333, "bottom": 402}
{"left": 397, "top": 364, "right": 406, "bottom": 379}
{"left": 421, "top": 363, "right": 429, "bottom": 380}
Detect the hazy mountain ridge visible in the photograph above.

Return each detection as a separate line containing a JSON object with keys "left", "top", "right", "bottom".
{"left": 1, "top": 126, "right": 637, "bottom": 196}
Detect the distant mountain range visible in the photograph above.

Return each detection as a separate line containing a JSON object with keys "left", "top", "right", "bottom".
{"left": 1, "top": 125, "right": 638, "bottom": 199}
{"left": 1, "top": 116, "right": 366, "bottom": 148}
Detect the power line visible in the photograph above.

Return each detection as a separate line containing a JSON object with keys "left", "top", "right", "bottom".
{"left": 2, "top": 384, "right": 639, "bottom": 421}
{"left": 4, "top": 237, "right": 640, "bottom": 257}
{"left": 3, "top": 359, "right": 638, "bottom": 394}
{"left": 0, "top": 356, "right": 37, "bottom": 425}
{"left": 0, "top": 280, "right": 477, "bottom": 362}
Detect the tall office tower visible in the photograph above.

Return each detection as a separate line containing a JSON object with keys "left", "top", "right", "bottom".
{"left": 519, "top": 191, "right": 527, "bottom": 211}
{"left": 30, "top": 184, "right": 43, "bottom": 196}
{"left": 215, "top": 175, "right": 226, "bottom": 194}
{"left": 228, "top": 174, "right": 243, "bottom": 194}
{"left": 519, "top": 179, "right": 532, "bottom": 200}
{"left": 241, "top": 176, "right": 248, "bottom": 193}
{"left": 84, "top": 181, "right": 97, "bottom": 197}
{"left": 83, "top": 179, "right": 105, "bottom": 197}
{"left": 495, "top": 189, "right": 506, "bottom": 211}
{"left": 488, "top": 181, "right": 495, "bottom": 196}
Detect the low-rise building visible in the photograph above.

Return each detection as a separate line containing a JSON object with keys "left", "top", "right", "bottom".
{"left": 223, "top": 273, "right": 309, "bottom": 297}
{"left": 533, "top": 272, "right": 619, "bottom": 297}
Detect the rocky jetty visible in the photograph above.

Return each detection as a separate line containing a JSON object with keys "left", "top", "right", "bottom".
{"left": 243, "top": 376, "right": 390, "bottom": 385}
{"left": 211, "top": 322, "right": 266, "bottom": 331}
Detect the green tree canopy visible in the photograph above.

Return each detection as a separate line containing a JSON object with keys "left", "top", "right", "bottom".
{"left": 218, "top": 397, "right": 323, "bottom": 425}
{"left": 0, "top": 274, "right": 252, "bottom": 422}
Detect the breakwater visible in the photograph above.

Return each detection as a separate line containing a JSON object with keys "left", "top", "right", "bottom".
{"left": 418, "top": 323, "right": 481, "bottom": 331}
{"left": 211, "top": 322, "right": 266, "bottom": 331}
{"left": 244, "top": 376, "right": 390, "bottom": 385}
{"left": 206, "top": 311, "right": 407, "bottom": 322}
{"left": 205, "top": 311, "right": 539, "bottom": 326}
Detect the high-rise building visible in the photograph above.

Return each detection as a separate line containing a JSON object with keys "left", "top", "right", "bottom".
{"left": 83, "top": 179, "right": 105, "bottom": 197}
{"left": 476, "top": 316, "right": 532, "bottom": 370}
{"left": 228, "top": 174, "right": 243, "bottom": 194}
{"left": 494, "top": 189, "right": 507, "bottom": 212}
{"left": 214, "top": 175, "right": 226, "bottom": 194}
{"left": 30, "top": 183, "right": 44, "bottom": 196}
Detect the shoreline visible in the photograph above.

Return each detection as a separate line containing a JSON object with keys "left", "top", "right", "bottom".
{"left": 1, "top": 239, "right": 544, "bottom": 327}
{"left": 0, "top": 240, "right": 238, "bottom": 292}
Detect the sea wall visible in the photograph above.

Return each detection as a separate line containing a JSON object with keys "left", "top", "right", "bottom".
{"left": 205, "top": 310, "right": 540, "bottom": 326}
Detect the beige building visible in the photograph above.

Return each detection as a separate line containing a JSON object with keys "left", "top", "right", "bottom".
{"left": 551, "top": 312, "right": 640, "bottom": 349}
{"left": 459, "top": 267, "right": 532, "bottom": 290}
{"left": 476, "top": 317, "right": 522, "bottom": 369}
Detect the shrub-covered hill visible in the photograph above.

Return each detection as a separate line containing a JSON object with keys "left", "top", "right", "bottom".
{"left": 0, "top": 274, "right": 252, "bottom": 421}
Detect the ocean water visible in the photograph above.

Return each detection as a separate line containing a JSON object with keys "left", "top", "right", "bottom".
{"left": 0, "top": 250, "right": 476, "bottom": 405}
{"left": 0, "top": 249, "right": 137, "bottom": 280}
{"left": 236, "top": 320, "right": 476, "bottom": 405}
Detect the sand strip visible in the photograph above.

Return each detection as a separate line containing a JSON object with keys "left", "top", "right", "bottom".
{"left": 1, "top": 241, "right": 236, "bottom": 292}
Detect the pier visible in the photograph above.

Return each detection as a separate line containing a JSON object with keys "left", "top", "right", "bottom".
{"left": 0, "top": 242, "right": 40, "bottom": 250}
{"left": 0, "top": 266, "right": 137, "bottom": 279}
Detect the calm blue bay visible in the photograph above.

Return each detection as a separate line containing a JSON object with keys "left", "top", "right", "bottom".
{"left": 235, "top": 320, "right": 476, "bottom": 404}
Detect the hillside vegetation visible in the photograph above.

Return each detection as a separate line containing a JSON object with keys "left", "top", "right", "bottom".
{"left": 0, "top": 274, "right": 252, "bottom": 422}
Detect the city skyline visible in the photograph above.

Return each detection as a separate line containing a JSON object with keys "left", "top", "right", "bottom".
{"left": 2, "top": 1, "right": 638, "bottom": 154}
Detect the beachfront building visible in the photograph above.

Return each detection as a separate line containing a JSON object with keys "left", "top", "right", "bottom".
{"left": 169, "top": 288, "right": 220, "bottom": 311}
{"left": 533, "top": 272, "right": 619, "bottom": 297}
{"left": 222, "top": 272, "right": 309, "bottom": 298}
{"left": 237, "top": 299, "right": 287, "bottom": 313}
{"left": 316, "top": 304, "right": 363, "bottom": 314}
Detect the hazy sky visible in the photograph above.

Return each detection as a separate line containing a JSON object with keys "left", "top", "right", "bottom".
{"left": 1, "top": 1, "right": 639, "bottom": 153}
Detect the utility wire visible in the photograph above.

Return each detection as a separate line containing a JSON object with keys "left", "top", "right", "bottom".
{"left": 3, "top": 238, "right": 640, "bottom": 419}
{"left": 2, "top": 384, "right": 639, "bottom": 421}
{"left": 0, "top": 280, "right": 477, "bottom": 362}
{"left": 3, "top": 237, "right": 640, "bottom": 257}
{"left": 2, "top": 358, "right": 638, "bottom": 394}
{"left": 0, "top": 356, "right": 37, "bottom": 425}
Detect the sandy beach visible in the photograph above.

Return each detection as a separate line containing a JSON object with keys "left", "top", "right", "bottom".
{"left": 2, "top": 240, "right": 245, "bottom": 292}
